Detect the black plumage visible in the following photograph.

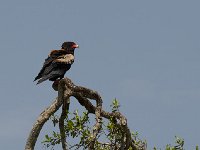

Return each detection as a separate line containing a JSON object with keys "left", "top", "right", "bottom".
{"left": 34, "top": 42, "right": 79, "bottom": 84}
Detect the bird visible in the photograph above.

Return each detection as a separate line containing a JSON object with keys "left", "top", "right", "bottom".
{"left": 34, "top": 41, "right": 79, "bottom": 84}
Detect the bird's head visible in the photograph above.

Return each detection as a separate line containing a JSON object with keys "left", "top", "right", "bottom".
{"left": 61, "top": 42, "right": 79, "bottom": 52}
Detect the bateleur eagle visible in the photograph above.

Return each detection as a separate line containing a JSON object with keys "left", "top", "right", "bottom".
{"left": 34, "top": 41, "right": 79, "bottom": 84}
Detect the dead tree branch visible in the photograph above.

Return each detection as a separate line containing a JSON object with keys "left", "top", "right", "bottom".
{"left": 25, "top": 78, "right": 73, "bottom": 150}
{"left": 25, "top": 77, "right": 144, "bottom": 150}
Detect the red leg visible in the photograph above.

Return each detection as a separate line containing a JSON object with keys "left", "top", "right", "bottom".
{"left": 52, "top": 79, "right": 61, "bottom": 91}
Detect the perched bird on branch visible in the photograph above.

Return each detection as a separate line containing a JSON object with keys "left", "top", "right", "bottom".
{"left": 34, "top": 41, "right": 79, "bottom": 84}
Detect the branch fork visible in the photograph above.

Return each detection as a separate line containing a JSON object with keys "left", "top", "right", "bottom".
{"left": 25, "top": 77, "right": 142, "bottom": 150}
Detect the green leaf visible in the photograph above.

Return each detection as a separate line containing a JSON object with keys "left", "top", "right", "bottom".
{"left": 196, "top": 145, "right": 199, "bottom": 150}
{"left": 45, "top": 134, "right": 50, "bottom": 140}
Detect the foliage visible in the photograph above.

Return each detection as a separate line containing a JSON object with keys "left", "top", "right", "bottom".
{"left": 42, "top": 99, "right": 198, "bottom": 150}
{"left": 153, "top": 136, "right": 199, "bottom": 150}
{"left": 42, "top": 110, "right": 91, "bottom": 149}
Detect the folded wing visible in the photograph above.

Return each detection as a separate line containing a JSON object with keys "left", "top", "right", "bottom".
{"left": 34, "top": 50, "right": 74, "bottom": 84}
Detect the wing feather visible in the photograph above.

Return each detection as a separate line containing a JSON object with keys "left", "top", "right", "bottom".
{"left": 34, "top": 50, "right": 74, "bottom": 83}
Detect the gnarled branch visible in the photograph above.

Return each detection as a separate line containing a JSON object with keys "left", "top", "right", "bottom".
{"left": 25, "top": 77, "right": 144, "bottom": 150}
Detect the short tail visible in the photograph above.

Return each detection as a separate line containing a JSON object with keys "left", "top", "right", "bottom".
{"left": 35, "top": 73, "right": 59, "bottom": 84}
{"left": 36, "top": 76, "right": 50, "bottom": 84}
{"left": 33, "top": 76, "right": 39, "bottom": 82}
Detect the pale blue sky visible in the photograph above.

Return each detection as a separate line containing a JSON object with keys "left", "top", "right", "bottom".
{"left": 0, "top": 1, "right": 200, "bottom": 149}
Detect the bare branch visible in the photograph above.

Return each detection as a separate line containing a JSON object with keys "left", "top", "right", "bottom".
{"left": 59, "top": 96, "right": 70, "bottom": 150}
{"left": 25, "top": 97, "right": 62, "bottom": 150}
{"left": 25, "top": 78, "right": 73, "bottom": 150}
{"left": 58, "top": 79, "right": 72, "bottom": 150}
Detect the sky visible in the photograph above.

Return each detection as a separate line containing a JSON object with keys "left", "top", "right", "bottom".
{"left": 0, "top": 0, "right": 200, "bottom": 149}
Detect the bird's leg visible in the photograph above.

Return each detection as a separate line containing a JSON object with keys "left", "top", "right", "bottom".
{"left": 52, "top": 79, "right": 61, "bottom": 91}
{"left": 52, "top": 75, "right": 64, "bottom": 91}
